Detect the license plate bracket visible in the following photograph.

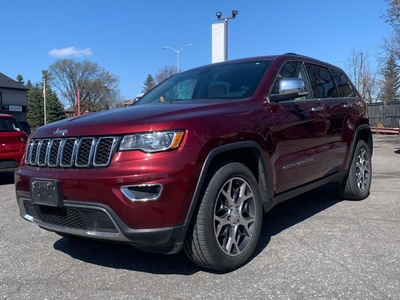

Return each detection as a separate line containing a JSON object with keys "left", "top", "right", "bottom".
{"left": 30, "top": 179, "right": 63, "bottom": 207}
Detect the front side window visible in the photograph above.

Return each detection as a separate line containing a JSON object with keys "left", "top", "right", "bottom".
{"left": 137, "top": 61, "right": 271, "bottom": 104}
{"left": 270, "top": 61, "right": 312, "bottom": 100}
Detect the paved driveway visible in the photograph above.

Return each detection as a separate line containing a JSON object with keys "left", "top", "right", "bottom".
{"left": 1, "top": 135, "right": 399, "bottom": 299}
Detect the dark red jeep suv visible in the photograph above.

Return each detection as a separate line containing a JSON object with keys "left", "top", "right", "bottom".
{"left": 15, "top": 54, "right": 372, "bottom": 271}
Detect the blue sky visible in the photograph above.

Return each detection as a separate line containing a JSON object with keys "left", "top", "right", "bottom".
{"left": 0, "top": 0, "right": 392, "bottom": 103}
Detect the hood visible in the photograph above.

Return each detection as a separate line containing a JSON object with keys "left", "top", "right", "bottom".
{"left": 33, "top": 100, "right": 244, "bottom": 138}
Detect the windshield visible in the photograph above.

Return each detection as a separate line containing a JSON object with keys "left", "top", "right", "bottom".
{"left": 137, "top": 60, "right": 272, "bottom": 104}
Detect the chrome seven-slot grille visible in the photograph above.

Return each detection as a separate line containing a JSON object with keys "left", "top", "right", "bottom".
{"left": 25, "top": 137, "right": 120, "bottom": 168}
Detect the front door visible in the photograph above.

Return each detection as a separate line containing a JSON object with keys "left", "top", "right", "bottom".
{"left": 268, "top": 61, "right": 328, "bottom": 194}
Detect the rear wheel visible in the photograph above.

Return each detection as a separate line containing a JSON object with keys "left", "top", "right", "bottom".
{"left": 184, "top": 162, "right": 263, "bottom": 272}
{"left": 338, "top": 140, "right": 372, "bottom": 200}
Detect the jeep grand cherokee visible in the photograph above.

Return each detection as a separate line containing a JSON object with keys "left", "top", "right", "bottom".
{"left": 15, "top": 54, "right": 372, "bottom": 272}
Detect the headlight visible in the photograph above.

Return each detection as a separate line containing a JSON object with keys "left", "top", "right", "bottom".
{"left": 119, "top": 131, "right": 184, "bottom": 153}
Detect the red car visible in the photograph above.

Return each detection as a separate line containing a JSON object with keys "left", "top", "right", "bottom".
{"left": 15, "top": 54, "right": 372, "bottom": 271}
{"left": 0, "top": 114, "right": 28, "bottom": 173}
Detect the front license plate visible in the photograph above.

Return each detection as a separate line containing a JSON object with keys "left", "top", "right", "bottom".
{"left": 30, "top": 179, "right": 63, "bottom": 207}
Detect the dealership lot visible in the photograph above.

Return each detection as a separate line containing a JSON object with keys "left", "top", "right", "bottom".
{"left": 1, "top": 135, "right": 399, "bottom": 300}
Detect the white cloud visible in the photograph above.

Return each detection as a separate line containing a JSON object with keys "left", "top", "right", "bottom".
{"left": 49, "top": 47, "right": 93, "bottom": 58}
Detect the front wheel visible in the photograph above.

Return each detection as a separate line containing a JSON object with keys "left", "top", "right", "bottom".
{"left": 338, "top": 140, "right": 372, "bottom": 200}
{"left": 184, "top": 162, "right": 263, "bottom": 272}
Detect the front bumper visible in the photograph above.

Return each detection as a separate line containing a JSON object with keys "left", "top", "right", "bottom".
{"left": 0, "top": 159, "right": 20, "bottom": 172}
{"left": 17, "top": 197, "right": 187, "bottom": 254}
{"left": 14, "top": 146, "right": 201, "bottom": 254}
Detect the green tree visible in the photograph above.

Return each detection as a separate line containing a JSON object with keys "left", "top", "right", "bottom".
{"left": 46, "top": 86, "right": 66, "bottom": 123}
{"left": 26, "top": 80, "right": 33, "bottom": 89}
{"left": 142, "top": 74, "right": 156, "bottom": 93}
{"left": 27, "top": 77, "right": 66, "bottom": 129}
{"left": 15, "top": 74, "right": 25, "bottom": 85}
{"left": 27, "top": 84, "right": 44, "bottom": 129}
{"left": 381, "top": 53, "right": 400, "bottom": 102}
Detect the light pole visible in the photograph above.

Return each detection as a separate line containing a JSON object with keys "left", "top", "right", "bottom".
{"left": 162, "top": 43, "right": 196, "bottom": 73}
{"left": 215, "top": 10, "right": 238, "bottom": 61}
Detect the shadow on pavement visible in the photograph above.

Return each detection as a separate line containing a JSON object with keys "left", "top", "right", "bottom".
{"left": 53, "top": 184, "right": 343, "bottom": 275}
{"left": 0, "top": 172, "right": 15, "bottom": 185}
{"left": 255, "top": 184, "right": 342, "bottom": 256}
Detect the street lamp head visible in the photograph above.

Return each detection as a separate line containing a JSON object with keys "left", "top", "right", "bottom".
{"left": 216, "top": 12, "right": 222, "bottom": 19}
{"left": 232, "top": 10, "right": 238, "bottom": 18}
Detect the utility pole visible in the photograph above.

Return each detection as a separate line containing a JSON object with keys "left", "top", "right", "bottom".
{"left": 215, "top": 10, "right": 238, "bottom": 61}
{"left": 162, "top": 44, "right": 196, "bottom": 73}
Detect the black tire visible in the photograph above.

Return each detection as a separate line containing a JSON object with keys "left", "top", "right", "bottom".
{"left": 183, "top": 162, "right": 263, "bottom": 272}
{"left": 338, "top": 140, "right": 372, "bottom": 200}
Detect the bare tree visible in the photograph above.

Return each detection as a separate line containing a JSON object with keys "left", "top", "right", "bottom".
{"left": 381, "top": 1, "right": 400, "bottom": 58}
{"left": 382, "top": 0, "right": 400, "bottom": 29}
{"left": 344, "top": 49, "right": 380, "bottom": 102}
{"left": 155, "top": 65, "right": 177, "bottom": 84}
{"left": 49, "top": 59, "right": 121, "bottom": 114}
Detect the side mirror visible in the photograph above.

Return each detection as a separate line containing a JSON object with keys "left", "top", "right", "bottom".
{"left": 270, "top": 78, "right": 309, "bottom": 102}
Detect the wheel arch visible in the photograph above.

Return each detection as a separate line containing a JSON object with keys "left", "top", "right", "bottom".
{"left": 184, "top": 141, "right": 272, "bottom": 227}
{"left": 345, "top": 124, "right": 373, "bottom": 170}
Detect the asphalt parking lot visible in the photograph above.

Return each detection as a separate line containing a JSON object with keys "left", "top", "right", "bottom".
{"left": 1, "top": 135, "right": 399, "bottom": 300}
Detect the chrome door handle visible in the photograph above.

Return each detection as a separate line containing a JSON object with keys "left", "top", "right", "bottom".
{"left": 311, "top": 106, "right": 324, "bottom": 112}
{"left": 343, "top": 103, "right": 354, "bottom": 108}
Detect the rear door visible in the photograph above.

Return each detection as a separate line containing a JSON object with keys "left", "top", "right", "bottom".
{"left": 306, "top": 64, "right": 360, "bottom": 174}
{"left": 269, "top": 61, "right": 328, "bottom": 193}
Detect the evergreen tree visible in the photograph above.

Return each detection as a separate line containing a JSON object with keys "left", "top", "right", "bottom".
{"left": 27, "top": 84, "right": 44, "bottom": 129}
{"left": 381, "top": 53, "right": 400, "bottom": 102}
{"left": 27, "top": 82, "right": 66, "bottom": 129}
{"left": 46, "top": 86, "right": 66, "bottom": 124}
{"left": 16, "top": 74, "right": 25, "bottom": 85}
{"left": 26, "top": 80, "right": 33, "bottom": 89}
{"left": 142, "top": 74, "right": 156, "bottom": 93}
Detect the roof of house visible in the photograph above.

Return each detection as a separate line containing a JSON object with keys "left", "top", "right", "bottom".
{"left": 0, "top": 72, "right": 29, "bottom": 90}
{"left": 120, "top": 99, "right": 133, "bottom": 106}
{"left": 65, "top": 106, "right": 75, "bottom": 112}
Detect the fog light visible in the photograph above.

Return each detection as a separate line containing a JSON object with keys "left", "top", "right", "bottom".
{"left": 121, "top": 184, "right": 162, "bottom": 201}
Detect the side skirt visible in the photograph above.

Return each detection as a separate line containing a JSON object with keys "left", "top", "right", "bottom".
{"left": 262, "top": 171, "right": 347, "bottom": 213}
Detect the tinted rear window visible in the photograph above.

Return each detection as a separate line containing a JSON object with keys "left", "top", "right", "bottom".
{"left": 306, "top": 64, "right": 338, "bottom": 98}
{"left": 330, "top": 68, "right": 356, "bottom": 97}
{"left": 0, "top": 118, "right": 20, "bottom": 132}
